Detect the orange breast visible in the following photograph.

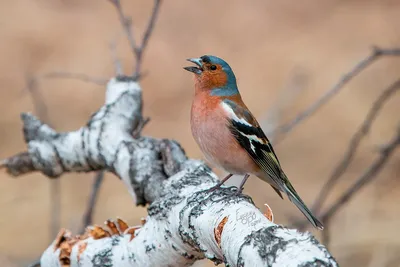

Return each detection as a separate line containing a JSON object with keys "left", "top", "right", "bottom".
{"left": 190, "top": 93, "right": 259, "bottom": 175}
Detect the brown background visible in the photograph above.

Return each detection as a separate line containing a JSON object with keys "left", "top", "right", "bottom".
{"left": 0, "top": 0, "right": 399, "bottom": 266}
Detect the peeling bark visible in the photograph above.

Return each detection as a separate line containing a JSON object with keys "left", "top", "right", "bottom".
{"left": 2, "top": 77, "right": 338, "bottom": 267}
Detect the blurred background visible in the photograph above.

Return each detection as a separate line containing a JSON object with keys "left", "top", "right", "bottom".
{"left": 0, "top": 0, "right": 399, "bottom": 266}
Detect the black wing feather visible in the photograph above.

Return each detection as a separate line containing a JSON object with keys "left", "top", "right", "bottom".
{"left": 229, "top": 120, "right": 283, "bottom": 184}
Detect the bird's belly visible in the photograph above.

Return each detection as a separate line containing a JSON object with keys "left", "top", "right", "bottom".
{"left": 191, "top": 114, "right": 256, "bottom": 175}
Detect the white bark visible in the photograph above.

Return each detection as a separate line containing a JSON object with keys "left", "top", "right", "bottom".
{"left": 3, "top": 76, "right": 337, "bottom": 267}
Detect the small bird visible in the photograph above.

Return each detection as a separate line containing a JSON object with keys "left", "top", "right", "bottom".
{"left": 184, "top": 55, "right": 323, "bottom": 230}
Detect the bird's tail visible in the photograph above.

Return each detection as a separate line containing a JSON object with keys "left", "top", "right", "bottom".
{"left": 282, "top": 179, "right": 324, "bottom": 230}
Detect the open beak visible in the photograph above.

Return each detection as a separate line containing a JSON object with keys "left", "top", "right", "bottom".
{"left": 184, "top": 58, "right": 203, "bottom": 74}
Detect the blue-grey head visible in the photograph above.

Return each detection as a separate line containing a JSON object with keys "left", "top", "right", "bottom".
{"left": 184, "top": 55, "right": 239, "bottom": 96}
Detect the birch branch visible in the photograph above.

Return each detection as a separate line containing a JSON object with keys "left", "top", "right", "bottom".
{"left": 2, "top": 77, "right": 337, "bottom": 267}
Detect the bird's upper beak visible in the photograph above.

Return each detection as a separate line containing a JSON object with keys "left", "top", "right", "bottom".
{"left": 184, "top": 58, "right": 203, "bottom": 75}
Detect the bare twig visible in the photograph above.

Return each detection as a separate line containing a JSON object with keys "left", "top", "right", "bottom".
{"left": 134, "top": 0, "right": 162, "bottom": 78}
{"left": 302, "top": 124, "right": 400, "bottom": 246}
{"left": 110, "top": 37, "right": 123, "bottom": 76}
{"left": 80, "top": 171, "right": 105, "bottom": 234}
{"left": 24, "top": 74, "right": 61, "bottom": 241}
{"left": 132, "top": 116, "right": 150, "bottom": 138}
{"left": 25, "top": 76, "right": 50, "bottom": 122}
{"left": 42, "top": 72, "right": 108, "bottom": 85}
{"left": 263, "top": 70, "right": 308, "bottom": 143}
{"left": 320, "top": 123, "right": 400, "bottom": 223}
{"left": 311, "top": 79, "right": 400, "bottom": 214}
{"left": 274, "top": 47, "right": 400, "bottom": 141}
{"left": 108, "top": 0, "right": 162, "bottom": 79}
{"left": 321, "top": 220, "right": 331, "bottom": 248}
{"left": 108, "top": 0, "right": 137, "bottom": 59}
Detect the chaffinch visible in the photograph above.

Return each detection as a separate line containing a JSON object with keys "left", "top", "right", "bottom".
{"left": 184, "top": 55, "right": 323, "bottom": 230}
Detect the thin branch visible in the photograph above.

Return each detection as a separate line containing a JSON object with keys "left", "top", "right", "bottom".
{"left": 311, "top": 79, "right": 400, "bottom": 214}
{"left": 24, "top": 74, "right": 61, "bottom": 242}
{"left": 108, "top": 0, "right": 162, "bottom": 79}
{"left": 321, "top": 220, "right": 331, "bottom": 249}
{"left": 80, "top": 171, "right": 105, "bottom": 234}
{"left": 133, "top": 0, "right": 162, "bottom": 78}
{"left": 108, "top": 0, "right": 137, "bottom": 59}
{"left": 132, "top": 116, "right": 150, "bottom": 138}
{"left": 24, "top": 75, "right": 50, "bottom": 122}
{"left": 42, "top": 72, "right": 108, "bottom": 85}
{"left": 109, "top": 37, "right": 123, "bottom": 76}
{"left": 140, "top": 0, "right": 162, "bottom": 52}
{"left": 263, "top": 70, "right": 308, "bottom": 143}
{"left": 107, "top": 0, "right": 154, "bottom": 136}
{"left": 320, "top": 123, "right": 400, "bottom": 223}
{"left": 274, "top": 47, "right": 400, "bottom": 142}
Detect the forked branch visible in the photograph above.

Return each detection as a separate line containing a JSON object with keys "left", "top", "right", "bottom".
{"left": 108, "top": 0, "right": 162, "bottom": 79}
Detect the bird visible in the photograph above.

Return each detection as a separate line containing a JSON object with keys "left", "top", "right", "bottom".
{"left": 184, "top": 55, "right": 323, "bottom": 230}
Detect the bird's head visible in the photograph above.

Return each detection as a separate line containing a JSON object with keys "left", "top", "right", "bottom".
{"left": 184, "top": 55, "right": 238, "bottom": 96}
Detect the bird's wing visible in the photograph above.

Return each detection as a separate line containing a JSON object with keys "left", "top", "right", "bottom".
{"left": 221, "top": 100, "right": 324, "bottom": 229}
{"left": 221, "top": 99, "right": 284, "bottom": 187}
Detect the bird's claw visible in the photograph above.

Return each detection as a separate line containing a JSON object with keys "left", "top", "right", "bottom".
{"left": 207, "top": 184, "right": 221, "bottom": 193}
{"left": 234, "top": 187, "right": 244, "bottom": 196}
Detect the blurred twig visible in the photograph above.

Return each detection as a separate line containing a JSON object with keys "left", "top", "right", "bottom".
{"left": 110, "top": 37, "right": 123, "bottom": 76}
{"left": 108, "top": 0, "right": 160, "bottom": 134}
{"left": 311, "top": 79, "right": 400, "bottom": 215}
{"left": 296, "top": 122, "right": 400, "bottom": 245}
{"left": 367, "top": 245, "right": 389, "bottom": 267}
{"left": 42, "top": 72, "right": 108, "bottom": 85}
{"left": 263, "top": 70, "right": 308, "bottom": 143}
{"left": 320, "top": 122, "right": 400, "bottom": 225}
{"left": 24, "top": 74, "right": 61, "bottom": 242}
{"left": 79, "top": 171, "right": 105, "bottom": 234}
{"left": 274, "top": 47, "right": 400, "bottom": 143}
{"left": 25, "top": 76, "right": 50, "bottom": 122}
{"left": 108, "top": 0, "right": 162, "bottom": 79}
{"left": 132, "top": 116, "right": 151, "bottom": 138}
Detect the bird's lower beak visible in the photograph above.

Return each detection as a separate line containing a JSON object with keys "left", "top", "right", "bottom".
{"left": 184, "top": 58, "right": 203, "bottom": 75}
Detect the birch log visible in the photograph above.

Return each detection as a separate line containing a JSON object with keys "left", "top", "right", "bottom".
{"left": 1, "top": 76, "right": 338, "bottom": 267}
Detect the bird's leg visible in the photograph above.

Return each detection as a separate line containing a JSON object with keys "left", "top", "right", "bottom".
{"left": 235, "top": 174, "right": 250, "bottom": 195}
{"left": 208, "top": 173, "right": 234, "bottom": 192}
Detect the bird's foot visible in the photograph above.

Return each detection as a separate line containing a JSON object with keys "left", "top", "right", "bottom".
{"left": 233, "top": 187, "right": 244, "bottom": 196}
{"left": 207, "top": 173, "right": 234, "bottom": 193}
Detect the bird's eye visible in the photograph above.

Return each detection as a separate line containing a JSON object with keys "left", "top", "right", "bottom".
{"left": 210, "top": 65, "right": 217, "bottom": 70}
